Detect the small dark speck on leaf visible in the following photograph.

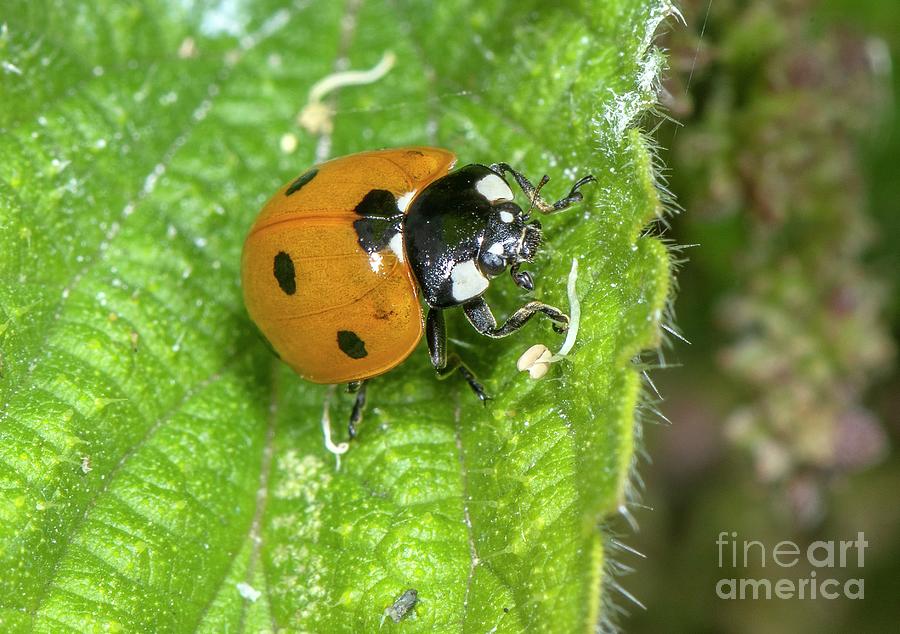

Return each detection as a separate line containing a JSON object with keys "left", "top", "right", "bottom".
{"left": 383, "top": 589, "right": 418, "bottom": 624}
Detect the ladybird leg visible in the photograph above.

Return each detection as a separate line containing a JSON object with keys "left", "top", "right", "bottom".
{"left": 509, "top": 263, "right": 534, "bottom": 291}
{"left": 426, "top": 308, "right": 490, "bottom": 403}
{"left": 440, "top": 357, "right": 490, "bottom": 404}
{"left": 490, "top": 162, "right": 596, "bottom": 214}
{"left": 463, "top": 296, "right": 569, "bottom": 338}
{"left": 347, "top": 380, "right": 368, "bottom": 439}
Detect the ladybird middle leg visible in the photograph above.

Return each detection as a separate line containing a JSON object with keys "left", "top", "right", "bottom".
{"left": 426, "top": 308, "right": 490, "bottom": 403}
{"left": 463, "top": 296, "right": 569, "bottom": 338}
{"left": 489, "top": 162, "right": 596, "bottom": 214}
{"left": 346, "top": 380, "right": 368, "bottom": 439}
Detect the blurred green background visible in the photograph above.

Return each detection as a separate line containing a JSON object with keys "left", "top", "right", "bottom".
{"left": 625, "top": 0, "right": 899, "bottom": 632}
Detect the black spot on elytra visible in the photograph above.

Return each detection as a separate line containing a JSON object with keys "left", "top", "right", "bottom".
{"left": 353, "top": 189, "right": 402, "bottom": 254}
{"left": 337, "top": 330, "right": 368, "bottom": 359}
{"left": 355, "top": 189, "right": 400, "bottom": 218}
{"left": 273, "top": 251, "right": 296, "bottom": 295}
{"left": 285, "top": 168, "right": 318, "bottom": 196}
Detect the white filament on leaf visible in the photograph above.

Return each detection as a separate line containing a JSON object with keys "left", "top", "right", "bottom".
{"left": 298, "top": 51, "right": 396, "bottom": 135}
{"left": 321, "top": 386, "right": 349, "bottom": 470}
{"left": 516, "top": 257, "right": 581, "bottom": 380}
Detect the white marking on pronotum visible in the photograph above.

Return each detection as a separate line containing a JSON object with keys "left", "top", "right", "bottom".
{"left": 388, "top": 232, "right": 405, "bottom": 263}
{"left": 516, "top": 258, "right": 581, "bottom": 379}
{"left": 321, "top": 386, "right": 348, "bottom": 470}
{"left": 476, "top": 174, "right": 514, "bottom": 203}
{"left": 487, "top": 242, "right": 504, "bottom": 256}
{"left": 450, "top": 260, "right": 488, "bottom": 301}
{"left": 368, "top": 251, "right": 383, "bottom": 273}
{"left": 499, "top": 211, "right": 514, "bottom": 223}
{"left": 298, "top": 51, "right": 396, "bottom": 136}
{"left": 396, "top": 190, "right": 416, "bottom": 212}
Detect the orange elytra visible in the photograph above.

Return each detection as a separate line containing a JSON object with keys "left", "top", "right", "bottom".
{"left": 241, "top": 147, "right": 456, "bottom": 384}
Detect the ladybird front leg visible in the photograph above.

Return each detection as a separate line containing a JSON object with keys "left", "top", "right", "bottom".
{"left": 489, "top": 162, "right": 596, "bottom": 214}
{"left": 509, "top": 263, "right": 534, "bottom": 291}
{"left": 463, "top": 297, "right": 569, "bottom": 338}
{"left": 426, "top": 308, "right": 490, "bottom": 403}
{"left": 346, "top": 380, "right": 368, "bottom": 439}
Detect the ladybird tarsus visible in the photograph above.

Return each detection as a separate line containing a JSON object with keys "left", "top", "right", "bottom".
{"left": 510, "top": 263, "right": 534, "bottom": 291}
{"left": 437, "top": 352, "right": 490, "bottom": 403}
{"left": 347, "top": 380, "right": 368, "bottom": 439}
{"left": 489, "top": 162, "right": 595, "bottom": 214}
{"left": 456, "top": 361, "right": 490, "bottom": 404}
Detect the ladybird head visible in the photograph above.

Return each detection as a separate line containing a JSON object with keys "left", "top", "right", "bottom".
{"left": 477, "top": 202, "right": 544, "bottom": 291}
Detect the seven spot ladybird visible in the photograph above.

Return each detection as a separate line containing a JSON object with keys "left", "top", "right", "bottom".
{"left": 241, "top": 147, "right": 594, "bottom": 438}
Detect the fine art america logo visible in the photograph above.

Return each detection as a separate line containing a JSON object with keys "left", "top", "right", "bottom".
{"left": 716, "top": 532, "right": 867, "bottom": 600}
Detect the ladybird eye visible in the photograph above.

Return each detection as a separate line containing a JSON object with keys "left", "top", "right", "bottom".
{"left": 479, "top": 247, "right": 506, "bottom": 277}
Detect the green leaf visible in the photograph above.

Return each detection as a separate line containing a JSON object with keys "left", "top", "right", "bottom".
{"left": 0, "top": 0, "right": 674, "bottom": 631}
